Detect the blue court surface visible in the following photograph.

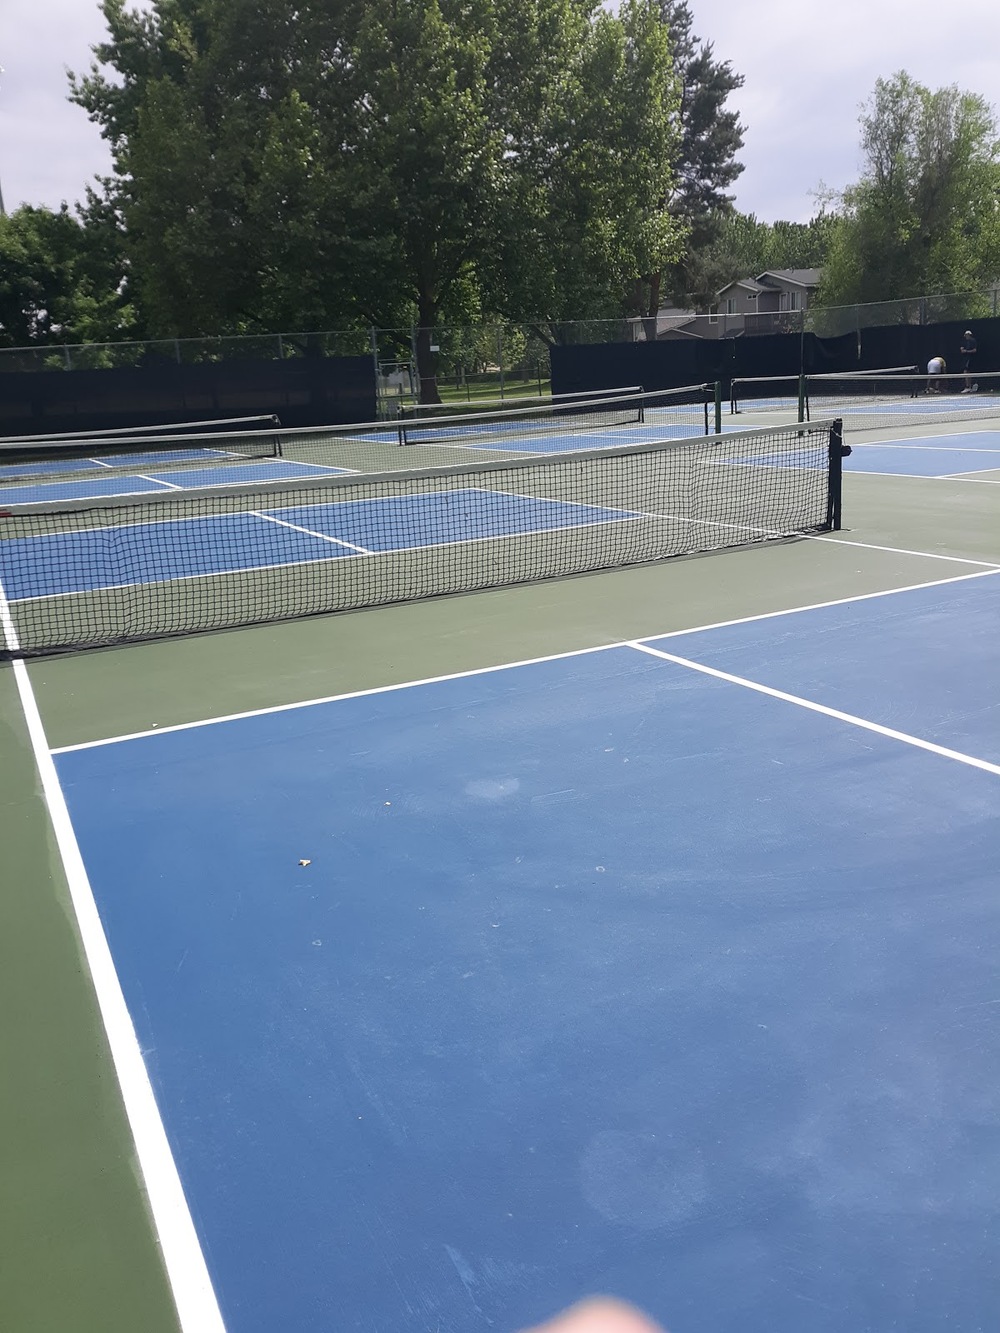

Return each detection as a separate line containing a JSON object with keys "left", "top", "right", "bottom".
{"left": 410, "top": 420, "right": 728, "bottom": 454}
{"left": 0, "top": 445, "right": 248, "bottom": 481}
{"left": 2, "top": 489, "right": 636, "bottom": 600}
{"left": 0, "top": 459, "right": 351, "bottom": 506}
{"left": 52, "top": 572, "right": 1000, "bottom": 1332}
{"left": 836, "top": 394, "right": 994, "bottom": 420}
{"left": 846, "top": 430, "right": 1000, "bottom": 478}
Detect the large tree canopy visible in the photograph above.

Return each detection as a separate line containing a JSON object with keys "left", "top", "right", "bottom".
{"left": 487, "top": 0, "right": 686, "bottom": 339}
{"left": 819, "top": 72, "right": 1000, "bottom": 308}
{"left": 71, "top": 0, "right": 689, "bottom": 396}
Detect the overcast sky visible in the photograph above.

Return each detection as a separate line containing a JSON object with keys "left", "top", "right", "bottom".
{"left": 2, "top": 0, "right": 1000, "bottom": 222}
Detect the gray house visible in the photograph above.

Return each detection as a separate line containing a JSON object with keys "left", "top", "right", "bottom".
{"left": 711, "top": 269, "right": 822, "bottom": 337}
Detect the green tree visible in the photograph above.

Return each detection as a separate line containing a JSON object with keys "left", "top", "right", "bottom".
{"left": 0, "top": 203, "right": 133, "bottom": 348}
{"left": 347, "top": 0, "right": 512, "bottom": 400}
{"left": 488, "top": 0, "right": 686, "bottom": 344}
{"left": 71, "top": 0, "right": 376, "bottom": 339}
{"left": 636, "top": 0, "right": 745, "bottom": 322}
{"left": 72, "top": 0, "right": 691, "bottom": 396}
{"left": 819, "top": 72, "right": 1000, "bottom": 309}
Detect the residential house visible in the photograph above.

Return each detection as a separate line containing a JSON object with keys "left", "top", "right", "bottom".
{"left": 710, "top": 269, "right": 822, "bottom": 337}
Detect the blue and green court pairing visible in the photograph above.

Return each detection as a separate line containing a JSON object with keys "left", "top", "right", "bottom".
{"left": 1, "top": 385, "right": 1000, "bottom": 1332}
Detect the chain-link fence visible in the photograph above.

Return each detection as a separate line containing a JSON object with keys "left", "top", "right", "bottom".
{"left": 3, "top": 287, "right": 999, "bottom": 415}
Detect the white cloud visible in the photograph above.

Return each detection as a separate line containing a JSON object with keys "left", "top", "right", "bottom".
{"left": 691, "top": 0, "right": 1000, "bottom": 220}
{"left": 0, "top": 0, "right": 116, "bottom": 211}
{"left": 1, "top": 0, "right": 999, "bottom": 220}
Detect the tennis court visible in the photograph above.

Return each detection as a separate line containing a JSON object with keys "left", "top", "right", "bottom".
{"left": 2, "top": 407, "right": 999, "bottom": 1333}
{"left": 843, "top": 428, "right": 1000, "bottom": 479}
{"left": 731, "top": 370, "right": 1000, "bottom": 436}
{"left": 3, "top": 489, "right": 641, "bottom": 599}
{"left": 0, "top": 391, "right": 731, "bottom": 510}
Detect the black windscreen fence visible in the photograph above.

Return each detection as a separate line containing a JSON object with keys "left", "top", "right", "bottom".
{"left": 552, "top": 319, "right": 1000, "bottom": 400}
{"left": 0, "top": 356, "right": 376, "bottom": 439}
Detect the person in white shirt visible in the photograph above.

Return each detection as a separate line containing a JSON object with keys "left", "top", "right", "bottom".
{"left": 926, "top": 356, "right": 946, "bottom": 392}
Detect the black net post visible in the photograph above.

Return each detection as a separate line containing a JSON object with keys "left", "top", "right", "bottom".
{"left": 714, "top": 381, "right": 723, "bottom": 434}
{"left": 827, "top": 418, "right": 845, "bottom": 531}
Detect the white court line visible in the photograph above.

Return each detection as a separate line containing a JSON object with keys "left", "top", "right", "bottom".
{"left": 854, "top": 443, "right": 1000, "bottom": 453}
{"left": 941, "top": 475, "right": 1000, "bottom": 485}
{"left": 854, "top": 428, "right": 1000, "bottom": 446}
{"left": 807, "top": 534, "right": 1000, "bottom": 568}
{"left": 136, "top": 473, "right": 184, "bottom": 491}
{"left": 251, "top": 510, "right": 374, "bottom": 555}
{"left": 933, "top": 465, "right": 1000, "bottom": 479}
{"left": 647, "top": 567, "right": 1000, "bottom": 640}
{"left": 271, "top": 459, "right": 358, "bottom": 474}
{"left": 1, "top": 481, "right": 185, "bottom": 506}
{"left": 0, "top": 578, "right": 226, "bottom": 1332}
{"left": 628, "top": 641, "right": 1000, "bottom": 778}
{"left": 50, "top": 566, "right": 1000, "bottom": 754}
{"left": 847, "top": 467, "right": 1000, "bottom": 483}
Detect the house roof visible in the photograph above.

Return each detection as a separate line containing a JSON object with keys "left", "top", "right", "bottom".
{"left": 755, "top": 268, "right": 823, "bottom": 288}
{"left": 715, "top": 278, "right": 768, "bottom": 297}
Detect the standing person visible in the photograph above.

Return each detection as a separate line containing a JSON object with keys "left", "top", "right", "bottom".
{"left": 926, "top": 355, "right": 946, "bottom": 392}
{"left": 960, "top": 329, "right": 978, "bottom": 392}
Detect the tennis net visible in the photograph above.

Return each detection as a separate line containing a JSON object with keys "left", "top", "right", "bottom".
{"left": 3, "top": 413, "right": 281, "bottom": 444}
{"left": 805, "top": 369, "right": 1000, "bottom": 430}
{"left": 0, "top": 389, "right": 721, "bottom": 501}
{"left": 398, "top": 385, "right": 644, "bottom": 420}
{"left": 0, "top": 419, "right": 844, "bottom": 658}
{"left": 732, "top": 368, "right": 1000, "bottom": 433}
{"left": 0, "top": 420, "right": 284, "bottom": 486}
{"left": 396, "top": 385, "right": 716, "bottom": 446}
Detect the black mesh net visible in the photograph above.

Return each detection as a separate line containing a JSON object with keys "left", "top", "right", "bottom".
{"left": 0, "top": 420, "right": 841, "bottom": 658}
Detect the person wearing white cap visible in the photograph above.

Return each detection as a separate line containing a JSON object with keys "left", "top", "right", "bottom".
{"left": 960, "top": 330, "right": 978, "bottom": 392}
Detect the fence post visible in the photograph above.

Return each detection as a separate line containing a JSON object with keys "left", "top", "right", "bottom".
{"left": 496, "top": 327, "right": 505, "bottom": 400}
{"left": 370, "top": 327, "right": 379, "bottom": 413}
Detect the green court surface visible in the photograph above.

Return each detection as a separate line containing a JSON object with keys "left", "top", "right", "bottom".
{"left": 1, "top": 416, "right": 999, "bottom": 1331}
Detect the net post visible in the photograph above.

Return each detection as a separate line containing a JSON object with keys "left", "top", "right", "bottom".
{"left": 827, "top": 418, "right": 845, "bottom": 531}
{"left": 713, "top": 381, "right": 723, "bottom": 435}
{"left": 797, "top": 374, "right": 807, "bottom": 423}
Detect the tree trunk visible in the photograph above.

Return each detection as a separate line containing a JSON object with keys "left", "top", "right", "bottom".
{"left": 415, "top": 295, "right": 441, "bottom": 405}
{"left": 641, "top": 271, "right": 661, "bottom": 342}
